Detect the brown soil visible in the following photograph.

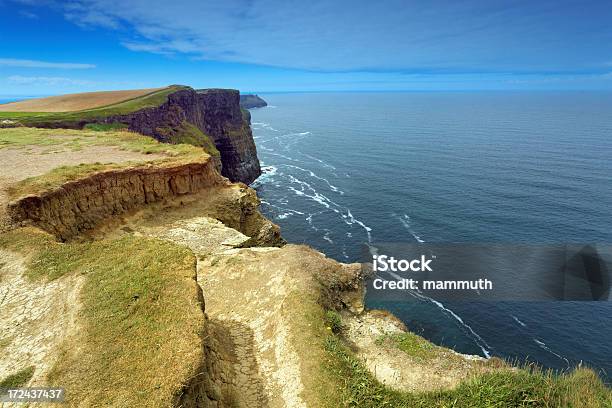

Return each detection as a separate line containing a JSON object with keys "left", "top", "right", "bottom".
{"left": 0, "top": 146, "right": 166, "bottom": 232}
{"left": 0, "top": 88, "right": 163, "bottom": 112}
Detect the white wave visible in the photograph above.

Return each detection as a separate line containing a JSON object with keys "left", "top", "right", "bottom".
{"left": 346, "top": 209, "right": 372, "bottom": 242}
{"left": 264, "top": 164, "right": 372, "bottom": 244}
{"left": 251, "top": 121, "right": 279, "bottom": 132}
{"left": 251, "top": 166, "right": 278, "bottom": 187}
{"left": 302, "top": 153, "right": 337, "bottom": 170}
{"left": 323, "top": 230, "right": 334, "bottom": 244}
{"left": 388, "top": 269, "right": 492, "bottom": 358}
{"left": 281, "top": 164, "right": 344, "bottom": 194}
{"left": 512, "top": 315, "right": 527, "bottom": 327}
{"left": 305, "top": 211, "right": 325, "bottom": 232}
{"left": 260, "top": 199, "right": 305, "bottom": 221}
{"left": 281, "top": 131, "right": 313, "bottom": 150}
{"left": 342, "top": 248, "right": 349, "bottom": 259}
{"left": 264, "top": 151, "right": 302, "bottom": 162}
{"left": 534, "top": 339, "right": 570, "bottom": 365}
{"left": 395, "top": 213, "right": 425, "bottom": 243}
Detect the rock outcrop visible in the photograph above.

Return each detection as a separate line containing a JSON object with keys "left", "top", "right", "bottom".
{"left": 239, "top": 94, "right": 267, "bottom": 109}
{"left": 7, "top": 160, "right": 225, "bottom": 240}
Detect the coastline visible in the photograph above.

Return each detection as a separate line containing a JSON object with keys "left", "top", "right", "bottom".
{"left": 0, "top": 88, "right": 609, "bottom": 406}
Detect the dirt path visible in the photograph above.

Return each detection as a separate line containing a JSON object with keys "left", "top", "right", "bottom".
{"left": 142, "top": 216, "right": 305, "bottom": 407}
{"left": 198, "top": 247, "right": 306, "bottom": 408}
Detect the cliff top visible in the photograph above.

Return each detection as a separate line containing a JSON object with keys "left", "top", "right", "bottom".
{"left": 0, "top": 127, "right": 209, "bottom": 202}
{"left": 0, "top": 87, "right": 166, "bottom": 113}
{"left": 0, "top": 85, "right": 187, "bottom": 123}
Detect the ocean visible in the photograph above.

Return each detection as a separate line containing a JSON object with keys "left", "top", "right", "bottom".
{"left": 250, "top": 91, "right": 612, "bottom": 382}
{"left": 0, "top": 98, "right": 24, "bottom": 104}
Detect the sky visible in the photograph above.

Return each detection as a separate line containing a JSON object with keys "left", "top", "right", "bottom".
{"left": 1, "top": 0, "right": 612, "bottom": 95}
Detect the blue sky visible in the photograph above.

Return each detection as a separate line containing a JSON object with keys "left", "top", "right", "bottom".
{"left": 1, "top": 0, "right": 612, "bottom": 95}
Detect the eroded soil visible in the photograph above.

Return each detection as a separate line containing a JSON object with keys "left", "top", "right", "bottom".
{"left": 0, "top": 249, "right": 83, "bottom": 392}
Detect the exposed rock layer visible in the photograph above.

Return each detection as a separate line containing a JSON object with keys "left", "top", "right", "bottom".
{"left": 7, "top": 160, "right": 225, "bottom": 241}
{"left": 105, "top": 88, "right": 262, "bottom": 184}
{"left": 9, "top": 88, "right": 262, "bottom": 185}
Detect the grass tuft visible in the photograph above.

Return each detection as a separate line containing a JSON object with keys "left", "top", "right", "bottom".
{"left": 376, "top": 332, "right": 435, "bottom": 360}
{"left": 83, "top": 122, "right": 128, "bottom": 131}
{"left": 0, "top": 366, "right": 35, "bottom": 389}
{"left": 325, "top": 310, "right": 344, "bottom": 334}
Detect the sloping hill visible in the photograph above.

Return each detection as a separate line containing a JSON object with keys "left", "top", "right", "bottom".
{"left": 0, "top": 87, "right": 164, "bottom": 112}
{"left": 0, "top": 86, "right": 186, "bottom": 123}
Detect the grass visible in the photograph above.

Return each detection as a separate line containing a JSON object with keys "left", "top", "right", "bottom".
{"left": 0, "top": 228, "right": 206, "bottom": 406}
{"left": 83, "top": 122, "right": 128, "bottom": 131}
{"left": 0, "top": 366, "right": 35, "bottom": 389}
{"left": 0, "top": 127, "right": 209, "bottom": 199}
{"left": 376, "top": 332, "right": 435, "bottom": 360}
{"left": 0, "top": 86, "right": 187, "bottom": 124}
{"left": 325, "top": 310, "right": 344, "bottom": 334}
{"left": 322, "top": 325, "right": 612, "bottom": 408}
{"left": 156, "top": 120, "right": 220, "bottom": 157}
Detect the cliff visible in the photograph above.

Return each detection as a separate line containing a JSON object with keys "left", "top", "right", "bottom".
{"left": 104, "top": 88, "right": 261, "bottom": 184}
{"left": 0, "top": 86, "right": 262, "bottom": 185}
{"left": 239, "top": 94, "right": 268, "bottom": 109}
{"left": 1, "top": 120, "right": 609, "bottom": 406}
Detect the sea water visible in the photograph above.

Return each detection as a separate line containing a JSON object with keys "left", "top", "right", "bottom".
{"left": 250, "top": 91, "right": 612, "bottom": 382}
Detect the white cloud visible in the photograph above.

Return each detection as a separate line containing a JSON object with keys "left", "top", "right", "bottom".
{"left": 63, "top": 2, "right": 119, "bottom": 29}
{"left": 8, "top": 75, "right": 95, "bottom": 86}
{"left": 56, "top": 0, "right": 578, "bottom": 72}
{"left": 0, "top": 58, "right": 96, "bottom": 69}
{"left": 32, "top": 0, "right": 607, "bottom": 75}
{"left": 19, "top": 10, "right": 38, "bottom": 19}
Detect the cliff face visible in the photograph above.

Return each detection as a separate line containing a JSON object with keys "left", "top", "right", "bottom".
{"left": 7, "top": 160, "right": 226, "bottom": 240}
{"left": 102, "top": 88, "right": 262, "bottom": 184}
{"left": 239, "top": 94, "right": 268, "bottom": 109}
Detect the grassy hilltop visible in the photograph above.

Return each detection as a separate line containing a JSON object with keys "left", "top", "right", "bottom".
{"left": 0, "top": 86, "right": 186, "bottom": 124}
{"left": 0, "top": 86, "right": 222, "bottom": 160}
